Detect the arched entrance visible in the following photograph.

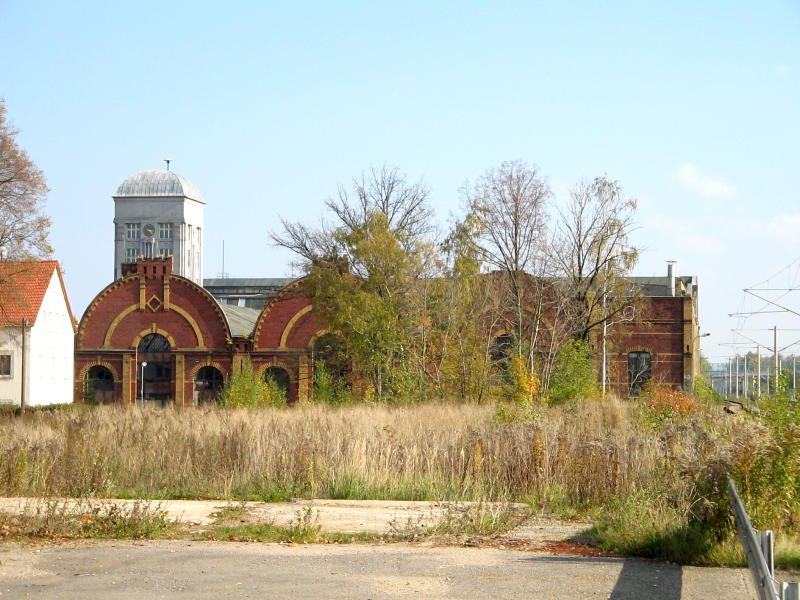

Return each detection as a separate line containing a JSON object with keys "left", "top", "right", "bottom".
{"left": 84, "top": 365, "right": 115, "bottom": 404}
{"left": 138, "top": 333, "right": 173, "bottom": 406}
{"left": 194, "top": 366, "right": 224, "bottom": 405}
{"left": 264, "top": 366, "right": 290, "bottom": 403}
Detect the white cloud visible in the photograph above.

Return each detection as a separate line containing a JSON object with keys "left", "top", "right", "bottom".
{"left": 674, "top": 163, "right": 736, "bottom": 199}
{"left": 642, "top": 213, "right": 726, "bottom": 257}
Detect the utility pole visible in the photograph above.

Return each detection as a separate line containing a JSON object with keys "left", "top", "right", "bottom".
{"left": 774, "top": 326, "right": 779, "bottom": 393}
{"left": 728, "top": 357, "right": 732, "bottom": 397}
{"left": 757, "top": 345, "right": 762, "bottom": 397}
{"left": 743, "top": 355, "right": 748, "bottom": 398}
{"left": 20, "top": 319, "right": 28, "bottom": 412}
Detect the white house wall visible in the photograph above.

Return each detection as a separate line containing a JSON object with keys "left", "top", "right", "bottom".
{"left": 27, "top": 270, "right": 75, "bottom": 406}
{"left": 0, "top": 328, "right": 22, "bottom": 405}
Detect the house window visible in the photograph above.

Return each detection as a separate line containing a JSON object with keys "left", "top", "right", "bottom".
{"left": 158, "top": 223, "right": 172, "bottom": 240}
{"left": 125, "top": 247, "right": 138, "bottom": 262}
{"left": 126, "top": 223, "right": 140, "bottom": 240}
{"left": 0, "top": 354, "right": 11, "bottom": 377}
{"left": 628, "top": 351, "right": 652, "bottom": 396}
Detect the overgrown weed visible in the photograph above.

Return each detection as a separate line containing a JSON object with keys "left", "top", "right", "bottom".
{"left": 1, "top": 397, "right": 799, "bottom": 565}
{"left": 0, "top": 498, "right": 172, "bottom": 540}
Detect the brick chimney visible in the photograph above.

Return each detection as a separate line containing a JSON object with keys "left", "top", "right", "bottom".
{"left": 667, "top": 261, "right": 676, "bottom": 297}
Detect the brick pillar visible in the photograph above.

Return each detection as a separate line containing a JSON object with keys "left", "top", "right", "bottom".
{"left": 175, "top": 354, "right": 185, "bottom": 405}
{"left": 123, "top": 353, "right": 132, "bottom": 404}
{"left": 298, "top": 353, "right": 310, "bottom": 402}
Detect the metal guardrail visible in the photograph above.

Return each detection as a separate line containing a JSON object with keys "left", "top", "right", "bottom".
{"left": 727, "top": 477, "right": 799, "bottom": 600}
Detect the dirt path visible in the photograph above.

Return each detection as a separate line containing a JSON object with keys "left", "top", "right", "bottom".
{"left": 0, "top": 497, "right": 591, "bottom": 545}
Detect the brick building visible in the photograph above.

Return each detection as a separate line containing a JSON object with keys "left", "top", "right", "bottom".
{"left": 75, "top": 167, "right": 700, "bottom": 404}
{"left": 75, "top": 257, "right": 322, "bottom": 405}
{"left": 605, "top": 264, "right": 701, "bottom": 395}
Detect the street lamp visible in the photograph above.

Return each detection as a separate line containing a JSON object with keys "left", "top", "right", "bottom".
{"left": 688, "top": 333, "right": 710, "bottom": 392}
{"left": 140, "top": 361, "right": 147, "bottom": 405}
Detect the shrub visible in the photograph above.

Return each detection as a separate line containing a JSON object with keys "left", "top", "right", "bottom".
{"left": 547, "top": 339, "right": 597, "bottom": 404}
{"left": 220, "top": 359, "right": 285, "bottom": 408}
{"left": 641, "top": 384, "right": 699, "bottom": 423}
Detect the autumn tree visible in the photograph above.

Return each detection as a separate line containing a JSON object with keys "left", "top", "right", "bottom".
{"left": 460, "top": 161, "right": 551, "bottom": 363}
{"left": 271, "top": 164, "right": 432, "bottom": 269}
{"left": 551, "top": 176, "right": 639, "bottom": 341}
{"left": 0, "top": 100, "right": 51, "bottom": 259}
{"left": 271, "top": 166, "right": 437, "bottom": 400}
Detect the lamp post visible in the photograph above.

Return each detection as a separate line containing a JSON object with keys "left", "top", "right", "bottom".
{"left": 140, "top": 361, "right": 147, "bottom": 405}
{"left": 690, "top": 332, "right": 710, "bottom": 392}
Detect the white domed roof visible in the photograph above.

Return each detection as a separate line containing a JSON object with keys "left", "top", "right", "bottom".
{"left": 115, "top": 169, "right": 204, "bottom": 202}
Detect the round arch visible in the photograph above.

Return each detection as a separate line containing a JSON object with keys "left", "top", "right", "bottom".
{"left": 83, "top": 364, "right": 116, "bottom": 404}
{"left": 194, "top": 365, "right": 225, "bottom": 405}
{"left": 263, "top": 366, "right": 291, "bottom": 403}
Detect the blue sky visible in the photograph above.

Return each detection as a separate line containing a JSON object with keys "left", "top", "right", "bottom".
{"left": 1, "top": 1, "right": 799, "bottom": 361}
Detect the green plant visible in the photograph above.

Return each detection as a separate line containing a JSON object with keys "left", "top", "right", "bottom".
{"left": 313, "top": 361, "right": 353, "bottom": 404}
{"left": 0, "top": 499, "right": 172, "bottom": 540}
{"left": 546, "top": 339, "right": 597, "bottom": 404}
{"left": 220, "top": 359, "right": 284, "bottom": 408}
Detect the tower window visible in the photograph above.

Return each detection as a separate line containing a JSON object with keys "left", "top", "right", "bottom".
{"left": 126, "top": 223, "right": 140, "bottom": 240}
{"left": 125, "top": 247, "right": 138, "bottom": 262}
{"left": 158, "top": 223, "right": 172, "bottom": 240}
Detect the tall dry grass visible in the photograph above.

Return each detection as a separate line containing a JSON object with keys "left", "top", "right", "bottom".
{"left": 0, "top": 397, "right": 750, "bottom": 511}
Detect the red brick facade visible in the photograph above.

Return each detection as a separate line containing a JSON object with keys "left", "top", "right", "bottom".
{"left": 603, "top": 294, "right": 699, "bottom": 395}
{"left": 76, "top": 258, "right": 699, "bottom": 403}
{"left": 75, "top": 258, "right": 323, "bottom": 405}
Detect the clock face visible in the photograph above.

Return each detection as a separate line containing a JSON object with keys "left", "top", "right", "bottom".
{"left": 143, "top": 224, "right": 155, "bottom": 237}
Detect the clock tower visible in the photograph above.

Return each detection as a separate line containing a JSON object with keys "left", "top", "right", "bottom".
{"left": 113, "top": 168, "right": 205, "bottom": 284}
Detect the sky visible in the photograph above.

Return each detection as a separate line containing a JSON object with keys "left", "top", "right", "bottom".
{"left": 1, "top": 1, "right": 799, "bottom": 363}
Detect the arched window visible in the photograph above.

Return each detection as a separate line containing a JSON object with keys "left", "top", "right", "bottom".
{"left": 628, "top": 351, "right": 652, "bottom": 396}
{"left": 138, "top": 333, "right": 171, "bottom": 353}
{"left": 194, "top": 366, "right": 224, "bottom": 406}
{"left": 85, "top": 365, "right": 115, "bottom": 404}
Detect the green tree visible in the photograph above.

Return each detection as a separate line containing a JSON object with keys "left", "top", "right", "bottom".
{"left": 546, "top": 338, "right": 597, "bottom": 404}
{"left": 273, "top": 167, "right": 437, "bottom": 401}
{"left": 305, "top": 213, "right": 424, "bottom": 399}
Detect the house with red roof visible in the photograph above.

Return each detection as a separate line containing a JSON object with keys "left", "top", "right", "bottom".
{"left": 0, "top": 261, "right": 76, "bottom": 407}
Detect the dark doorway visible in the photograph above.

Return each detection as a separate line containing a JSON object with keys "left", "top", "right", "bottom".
{"left": 85, "top": 365, "right": 115, "bottom": 404}
{"left": 264, "top": 366, "right": 291, "bottom": 402}
{"left": 138, "top": 333, "right": 173, "bottom": 406}
{"left": 194, "top": 366, "right": 224, "bottom": 405}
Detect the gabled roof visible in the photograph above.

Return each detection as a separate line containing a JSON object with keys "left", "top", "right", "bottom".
{"left": 217, "top": 303, "right": 261, "bottom": 338}
{"left": 0, "top": 260, "right": 76, "bottom": 329}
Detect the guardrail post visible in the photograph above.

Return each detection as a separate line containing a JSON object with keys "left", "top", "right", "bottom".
{"left": 761, "top": 530, "right": 774, "bottom": 578}
{"left": 782, "top": 582, "right": 800, "bottom": 600}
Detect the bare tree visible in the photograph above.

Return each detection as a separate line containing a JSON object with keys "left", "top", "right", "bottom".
{"left": 0, "top": 99, "right": 51, "bottom": 258}
{"left": 270, "top": 164, "right": 433, "bottom": 272}
{"left": 552, "top": 176, "right": 639, "bottom": 341}
{"left": 462, "top": 160, "right": 551, "bottom": 359}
